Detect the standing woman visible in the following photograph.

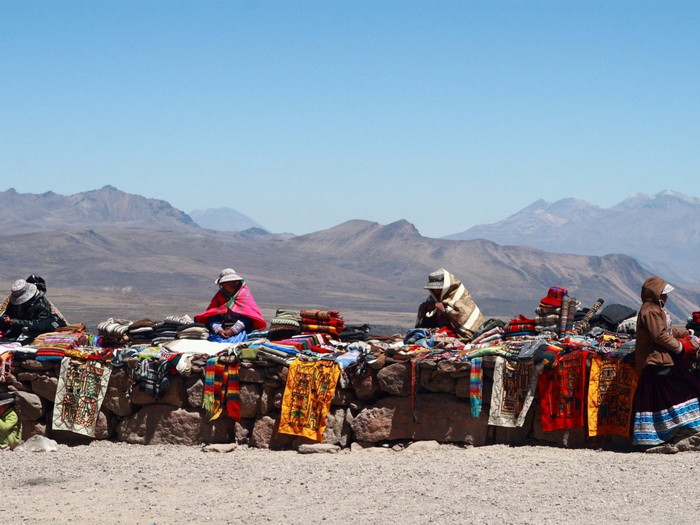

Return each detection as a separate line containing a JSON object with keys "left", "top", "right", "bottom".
{"left": 195, "top": 268, "right": 266, "bottom": 343}
{"left": 632, "top": 276, "right": 700, "bottom": 446}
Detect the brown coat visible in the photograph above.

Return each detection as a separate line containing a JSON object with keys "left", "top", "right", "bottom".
{"left": 635, "top": 276, "right": 687, "bottom": 369}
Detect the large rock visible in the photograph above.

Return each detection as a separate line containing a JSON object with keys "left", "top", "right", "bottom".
{"left": 131, "top": 376, "right": 188, "bottom": 407}
{"left": 419, "top": 370, "right": 456, "bottom": 394}
{"left": 377, "top": 363, "right": 412, "bottom": 396}
{"left": 102, "top": 384, "right": 133, "bottom": 417}
{"left": 21, "top": 360, "right": 58, "bottom": 372}
{"left": 116, "top": 405, "right": 203, "bottom": 445}
{"left": 201, "top": 415, "right": 234, "bottom": 443}
{"left": 14, "top": 391, "right": 44, "bottom": 420}
{"left": 351, "top": 393, "right": 489, "bottom": 445}
{"left": 331, "top": 388, "right": 356, "bottom": 407}
{"left": 31, "top": 375, "right": 58, "bottom": 401}
{"left": 259, "top": 385, "right": 280, "bottom": 415}
{"left": 239, "top": 366, "right": 264, "bottom": 383}
{"left": 186, "top": 378, "right": 204, "bottom": 408}
{"left": 234, "top": 418, "right": 255, "bottom": 445}
{"left": 249, "top": 415, "right": 294, "bottom": 450}
{"left": 21, "top": 420, "right": 47, "bottom": 440}
{"left": 348, "top": 368, "right": 381, "bottom": 401}
{"left": 240, "top": 383, "right": 262, "bottom": 418}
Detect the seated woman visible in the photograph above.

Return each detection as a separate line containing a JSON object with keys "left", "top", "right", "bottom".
{"left": 0, "top": 278, "right": 67, "bottom": 345}
{"left": 194, "top": 268, "right": 266, "bottom": 343}
{"left": 415, "top": 268, "right": 484, "bottom": 341}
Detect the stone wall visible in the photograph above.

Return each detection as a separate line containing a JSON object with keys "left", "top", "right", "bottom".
{"left": 3, "top": 355, "right": 608, "bottom": 450}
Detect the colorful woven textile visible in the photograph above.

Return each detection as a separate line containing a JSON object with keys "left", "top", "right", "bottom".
{"left": 587, "top": 355, "right": 640, "bottom": 437}
{"left": 469, "top": 357, "right": 483, "bottom": 418}
{"left": 278, "top": 360, "right": 340, "bottom": 441}
{"left": 202, "top": 358, "right": 241, "bottom": 421}
{"left": 488, "top": 357, "right": 537, "bottom": 427}
{"left": 52, "top": 357, "right": 112, "bottom": 437}
{"left": 537, "top": 350, "right": 588, "bottom": 431}
{"left": 194, "top": 283, "right": 266, "bottom": 331}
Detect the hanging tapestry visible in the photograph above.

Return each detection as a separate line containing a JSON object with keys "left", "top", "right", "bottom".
{"left": 538, "top": 350, "right": 588, "bottom": 431}
{"left": 52, "top": 357, "right": 112, "bottom": 437}
{"left": 587, "top": 355, "right": 640, "bottom": 437}
{"left": 278, "top": 359, "right": 340, "bottom": 441}
{"left": 202, "top": 358, "right": 240, "bottom": 421}
{"left": 488, "top": 357, "right": 538, "bottom": 427}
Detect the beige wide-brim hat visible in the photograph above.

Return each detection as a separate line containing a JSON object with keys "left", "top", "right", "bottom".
{"left": 215, "top": 268, "right": 243, "bottom": 285}
{"left": 10, "top": 279, "right": 38, "bottom": 305}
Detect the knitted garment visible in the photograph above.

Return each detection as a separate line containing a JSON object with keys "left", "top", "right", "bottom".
{"left": 202, "top": 358, "right": 240, "bottom": 421}
{"left": 470, "top": 357, "right": 483, "bottom": 418}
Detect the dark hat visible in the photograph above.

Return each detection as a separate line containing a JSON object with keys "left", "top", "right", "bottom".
{"left": 424, "top": 269, "right": 446, "bottom": 290}
{"left": 0, "top": 393, "right": 16, "bottom": 407}
{"left": 540, "top": 286, "right": 568, "bottom": 307}
{"left": 10, "top": 279, "right": 38, "bottom": 305}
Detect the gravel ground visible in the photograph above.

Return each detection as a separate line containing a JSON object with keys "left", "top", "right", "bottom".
{"left": 2, "top": 441, "right": 699, "bottom": 525}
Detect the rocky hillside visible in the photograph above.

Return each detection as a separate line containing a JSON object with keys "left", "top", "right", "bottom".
{"left": 189, "top": 207, "right": 269, "bottom": 233}
{"left": 446, "top": 190, "right": 700, "bottom": 284}
{"left": 0, "top": 186, "right": 200, "bottom": 233}
{"left": 1, "top": 220, "right": 697, "bottom": 327}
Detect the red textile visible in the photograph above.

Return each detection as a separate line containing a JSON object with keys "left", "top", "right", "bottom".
{"left": 537, "top": 350, "right": 588, "bottom": 431}
{"left": 194, "top": 283, "right": 266, "bottom": 331}
{"left": 300, "top": 317, "right": 345, "bottom": 327}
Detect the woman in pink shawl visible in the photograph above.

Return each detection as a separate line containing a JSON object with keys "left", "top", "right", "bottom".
{"left": 195, "top": 268, "right": 266, "bottom": 343}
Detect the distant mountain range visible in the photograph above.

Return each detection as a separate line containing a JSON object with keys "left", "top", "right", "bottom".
{"left": 446, "top": 190, "right": 700, "bottom": 284}
{"left": 1, "top": 186, "right": 697, "bottom": 329}
{"left": 189, "top": 207, "right": 268, "bottom": 233}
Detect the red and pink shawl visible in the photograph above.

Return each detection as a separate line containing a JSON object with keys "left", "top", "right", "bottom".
{"left": 194, "top": 283, "right": 267, "bottom": 331}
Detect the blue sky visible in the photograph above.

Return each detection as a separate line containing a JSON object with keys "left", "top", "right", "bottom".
{"left": 1, "top": 1, "right": 698, "bottom": 237}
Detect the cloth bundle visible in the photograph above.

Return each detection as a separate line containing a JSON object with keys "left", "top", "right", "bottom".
{"left": 31, "top": 331, "right": 90, "bottom": 349}
{"left": 97, "top": 318, "right": 132, "bottom": 344}
{"left": 503, "top": 314, "right": 536, "bottom": 338}
{"left": 299, "top": 309, "right": 345, "bottom": 337}
{"left": 176, "top": 323, "right": 209, "bottom": 340}
{"left": 127, "top": 319, "right": 156, "bottom": 343}
{"left": 268, "top": 309, "right": 302, "bottom": 341}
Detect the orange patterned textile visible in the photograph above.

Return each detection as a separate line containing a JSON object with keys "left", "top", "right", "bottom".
{"left": 587, "top": 355, "right": 640, "bottom": 438}
{"left": 278, "top": 360, "right": 340, "bottom": 441}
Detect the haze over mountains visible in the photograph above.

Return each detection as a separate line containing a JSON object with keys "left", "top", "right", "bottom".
{"left": 446, "top": 190, "right": 700, "bottom": 284}
{"left": 0, "top": 186, "right": 697, "bottom": 329}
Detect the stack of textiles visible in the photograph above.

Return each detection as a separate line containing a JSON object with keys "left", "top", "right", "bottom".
{"left": 299, "top": 310, "right": 345, "bottom": 337}
{"left": 256, "top": 341, "right": 299, "bottom": 365}
{"left": 31, "top": 331, "right": 91, "bottom": 349}
{"left": 151, "top": 320, "right": 184, "bottom": 344}
{"left": 176, "top": 323, "right": 209, "bottom": 340}
{"left": 97, "top": 318, "right": 132, "bottom": 345}
{"left": 589, "top": 304, "right": 637, "bottom": 332}
{"left": 535, "top": 286, "right": 568, "bottom": 335}
{"left": 503, "top": 314, "right": 536, "bottom": 338}
{"left": 35, "top": 347, "right": 65, "bottom": 362}
{"left": 268, "top": 309, "right": 302, "bottom": 341}
{"left": 337, "top": 323, "right": 371, "bottom": 342}
{"left": 127, "top": 319, "right": 156, "bottom": 343}
{"left": 686, "top": 311, "right": 700, "bottom": 332}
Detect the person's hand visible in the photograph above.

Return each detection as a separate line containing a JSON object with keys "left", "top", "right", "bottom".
{"left": 1, "top": 316, "right": 11, "bottom": 325}
{"left": 434, "top": 302, "right": 446, "bottom": 313}
{"left": 219, "top": 328, "right": 235, "bottom": 338}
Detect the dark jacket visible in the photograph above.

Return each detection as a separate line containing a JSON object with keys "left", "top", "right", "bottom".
{"left": 635, "top": 276, "right": 688, "bottom": 369}
{"left": 1, "top": 291, "right": 65, "bottom": 344}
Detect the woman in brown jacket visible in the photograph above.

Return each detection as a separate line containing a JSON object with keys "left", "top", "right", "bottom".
{"left": 632, "top": 276, "right": 700, "bottom": 445}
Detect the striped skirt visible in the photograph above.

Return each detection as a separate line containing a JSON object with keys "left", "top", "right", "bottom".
{"left": 632, "top": 362, "right": 700, "bottom": 445}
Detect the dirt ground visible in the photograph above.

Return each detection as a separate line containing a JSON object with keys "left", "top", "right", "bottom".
{"left": 2, "top": 441, "right": 699, "bottom": 524}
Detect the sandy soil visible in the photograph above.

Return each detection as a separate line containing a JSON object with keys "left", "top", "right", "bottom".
{"left": 2, "top": 441, "right": 699, "bottom": 524}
